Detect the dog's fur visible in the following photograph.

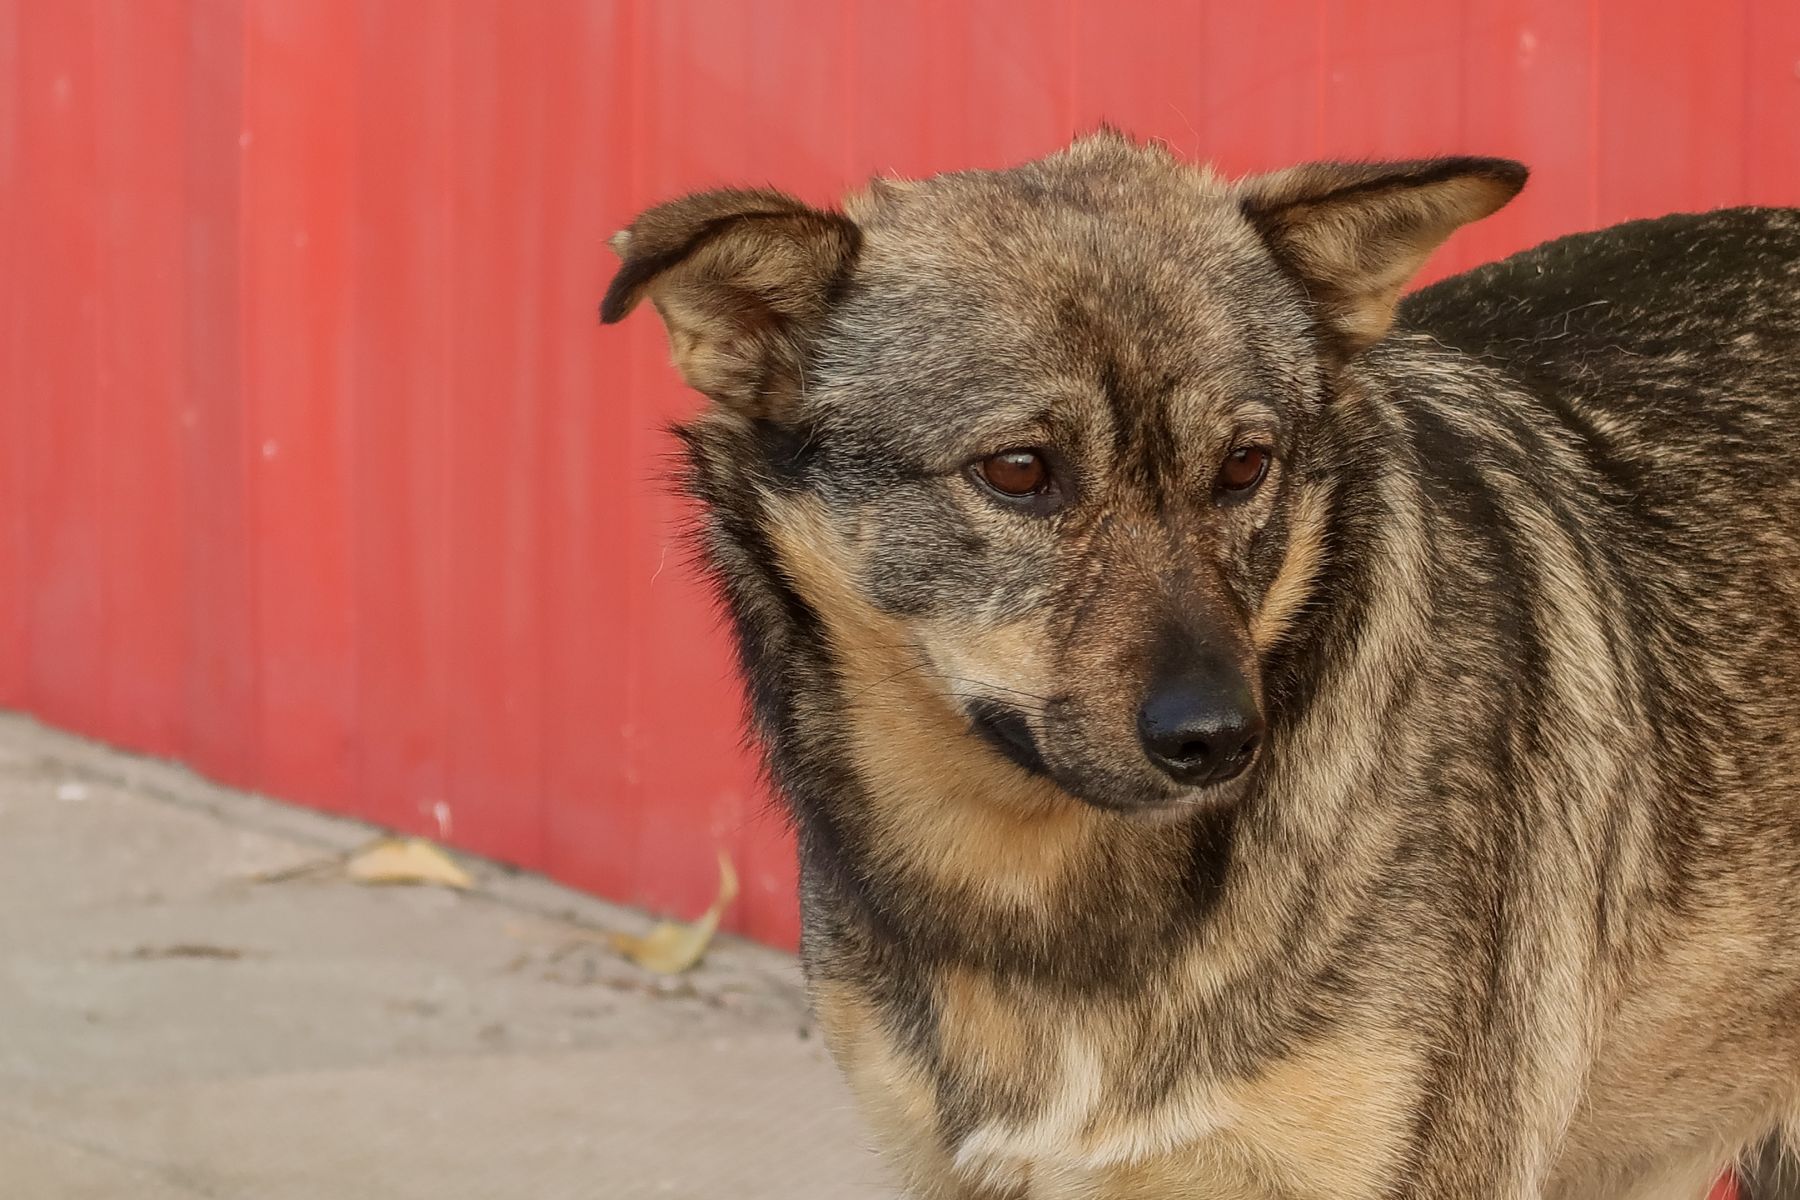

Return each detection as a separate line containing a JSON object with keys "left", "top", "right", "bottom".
{"left": 601, "top": 131, "right": 1800, "bottom": 1199}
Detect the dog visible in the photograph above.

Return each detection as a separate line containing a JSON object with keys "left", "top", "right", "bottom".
{"left": 600, "top": 130, "right": 1800, "bottom": 1199}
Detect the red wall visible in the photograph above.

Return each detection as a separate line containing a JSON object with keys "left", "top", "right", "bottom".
{"left": 3, "top": 0, "right": 1797, "bottom": 949}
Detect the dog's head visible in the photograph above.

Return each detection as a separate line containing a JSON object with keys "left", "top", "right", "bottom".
{"left": 603, "top": 132, "right": 1522, "bottom": 815}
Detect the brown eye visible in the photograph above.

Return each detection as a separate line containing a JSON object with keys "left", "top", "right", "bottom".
{"left": 1216, "top": 446, "right": 1270, "bottom": 497}
{"left": 977, "top": 449, "right": 1051, "bottom": 498}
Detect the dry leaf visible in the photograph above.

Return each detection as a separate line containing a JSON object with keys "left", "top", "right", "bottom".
{"left": 609, "top": 852, "right": 738, "bottom": 975}
{"left": 345, "top": 837, "right": 473, "bottom": 890}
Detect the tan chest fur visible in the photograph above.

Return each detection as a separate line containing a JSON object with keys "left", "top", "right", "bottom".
{"left": 815, "top": 974, "right": 1423, "bottom": 1200}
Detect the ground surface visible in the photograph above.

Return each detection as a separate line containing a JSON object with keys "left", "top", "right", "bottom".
{"left": 0, "top": 713, "right": 892, "bottom": 1199}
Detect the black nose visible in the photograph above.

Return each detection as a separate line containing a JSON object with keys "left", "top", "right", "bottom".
{"left": 1137, "top": 676, "right": 1264, "bottom": 787}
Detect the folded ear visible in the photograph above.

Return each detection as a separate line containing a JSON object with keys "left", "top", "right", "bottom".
{"left": 1237, "top": 157, "right": 1527, "bottom": 355}
{"left": 600, "top": 188, "right": 860, "bottom": 419}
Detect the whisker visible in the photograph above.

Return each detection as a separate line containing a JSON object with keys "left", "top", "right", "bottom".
{"left": 841, "top": 665, "right": 926, "bottom": 704}
{"left": 943, "top": 694, "right": 1051, "bottom": 712}
{"left": 935, "top": 676, "right": 1057, "bottom": 707}
{"left": 833, "top": 661, "right": 1057, "bottom": 714}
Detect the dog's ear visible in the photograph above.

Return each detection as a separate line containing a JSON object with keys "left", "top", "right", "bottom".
{"left": 1238, "top": 157, "right": 1526, "bottom": 354}
{"left": 600, "top": 188, "right": 860, "bottom": 420}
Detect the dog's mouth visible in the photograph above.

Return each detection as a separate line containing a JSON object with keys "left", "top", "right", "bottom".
{"left": 966, "top": 699, "right": 1051, "bottom": 778}
{"left": 964, "top": 697, "right": 1258, "bottom": 815}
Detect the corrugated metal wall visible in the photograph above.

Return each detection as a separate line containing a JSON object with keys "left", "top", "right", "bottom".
{"left": 2, "top": 0, "right": 1797, "bottom": 948}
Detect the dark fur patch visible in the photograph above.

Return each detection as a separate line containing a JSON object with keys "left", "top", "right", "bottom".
{"left": 966, "top": 699, "right": 1050, "bottom": 777}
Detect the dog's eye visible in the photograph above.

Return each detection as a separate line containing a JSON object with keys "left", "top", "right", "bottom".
{"left": 976, "top": 449, "right": 1051, "bottom": 498}
{"left": 1216, "top": 446, "right": 1271, "bottom": 498}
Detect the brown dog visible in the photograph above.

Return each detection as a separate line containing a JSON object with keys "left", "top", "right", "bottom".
{"left": 602, "top": 131, "right": 1800, "bottom": 1199}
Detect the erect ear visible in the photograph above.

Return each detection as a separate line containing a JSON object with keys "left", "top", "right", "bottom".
{"left": 600, "top": 188, "right": 860, "bottom": 419}
{"left": 1237, "top": 157, "right": 1526, "bottom": 355}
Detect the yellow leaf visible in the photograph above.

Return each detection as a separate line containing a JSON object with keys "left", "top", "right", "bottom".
{"left": 345, "top": 837, "right": 473, "bottom": 890}
{"left": 609, "top": 852, "right": 738, "bottom": 975}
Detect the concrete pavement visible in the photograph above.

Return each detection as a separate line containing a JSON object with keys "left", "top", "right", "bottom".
{"left": 0, "top": 713, "right": 894, "bottom": 1199}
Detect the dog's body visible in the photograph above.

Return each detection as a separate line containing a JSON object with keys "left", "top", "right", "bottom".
{"left": 602, "top": 134, "right": 1800, "bottom": 1199}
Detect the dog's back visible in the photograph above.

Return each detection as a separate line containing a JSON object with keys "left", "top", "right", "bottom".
{"left": 1401, "top": 208, "right": 1800, "bottom": 804}
{"left": 1404, "top": 209, "right": 1800, "bottom": 1196}
{"left": 1406, "top": 207, "right": 1800, "bottom": 534}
